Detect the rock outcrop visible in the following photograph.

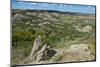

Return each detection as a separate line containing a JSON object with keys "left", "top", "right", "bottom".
{"left": 23, "top": 36, "right": 94, "bottom": 64}
{"left": 24, "top": 35, "right": 56, "bottom": 64}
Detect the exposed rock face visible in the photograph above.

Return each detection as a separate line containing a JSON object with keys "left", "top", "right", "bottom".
{"left": 24, "top": 35, "right": 56, "bottom": 64}
{"left": 28, "top": 35, "right": 42, "bottom": 58}
{"left": 24, "top": 35, "right": 42, "bottom": 63}
{"left": 35, "top": 44, "right": 47, "bottom": 62}
{"left": 46, "top": 44, "right": 94, "bottom": 63}
{"left": 23, "top": 35, "right": 94, "bottom": 64}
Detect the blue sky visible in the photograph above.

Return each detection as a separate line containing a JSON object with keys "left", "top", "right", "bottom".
{"left": 12, "top": 0, "right": 96, "bottom": 14}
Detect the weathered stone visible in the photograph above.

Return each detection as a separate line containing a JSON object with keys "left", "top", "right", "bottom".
{"left": 29, "top": 35, "right": 42, "bottom": 57}
{"left": 24, "top": 35, "right": 42, "bottom": 63}
{"left": 35, "top": 44, "right": 47, "bottom": 62}
{"left": 23, "top": 35, "right": 57, "bottom": 64}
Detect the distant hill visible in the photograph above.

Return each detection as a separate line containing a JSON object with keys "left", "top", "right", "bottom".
{"left": 12, "top": 9, "right": 95, "bottom": 16}
{"left": 12, "top": 9, "right": 96, "bottom": 65}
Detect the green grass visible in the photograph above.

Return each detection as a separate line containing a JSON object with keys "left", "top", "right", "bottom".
{"left": 12, "top": 10, "right": 96, "bottom": 64}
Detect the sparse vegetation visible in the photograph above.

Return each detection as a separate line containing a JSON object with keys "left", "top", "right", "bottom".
{"left": 12, "top": 9, "right": 96, "bottom": 64}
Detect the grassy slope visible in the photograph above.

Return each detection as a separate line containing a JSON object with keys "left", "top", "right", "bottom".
{"left": 12, "top": 9, "right": 96, "bottom": 64}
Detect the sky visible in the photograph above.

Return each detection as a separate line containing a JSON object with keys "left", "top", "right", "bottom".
{"left": 18, "top": 0, "right": 96, "bottom": 5}
{"left": 12, "top": 0, "right": 96, "bottom": 14}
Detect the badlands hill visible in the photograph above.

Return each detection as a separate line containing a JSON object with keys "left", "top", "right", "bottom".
{"left": 12, "top": 9, "right": 96, "bottom": 65}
